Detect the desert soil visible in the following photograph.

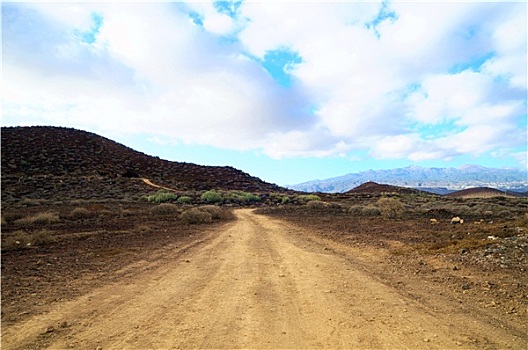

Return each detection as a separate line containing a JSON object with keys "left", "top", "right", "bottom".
{"left": 2, "top": 209, "right": 526, "bottom": 349}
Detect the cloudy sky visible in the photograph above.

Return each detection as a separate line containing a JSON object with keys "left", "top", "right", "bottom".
{"left": 3, "top": 1, "right": 527, "bottom": 186}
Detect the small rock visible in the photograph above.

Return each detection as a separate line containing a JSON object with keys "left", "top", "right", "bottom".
{"left": 453, "top": 266, "right": 459, "bottom": 271}
{"left": 462, "top": 283, "right": 471, "bottom": 290}
{"left": 423, "top": 338, "right": 430, "bottom": 342}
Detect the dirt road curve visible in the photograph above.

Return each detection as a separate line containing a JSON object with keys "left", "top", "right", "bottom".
{"left": 2, "top": 209, "right": 524, "bottom": 349}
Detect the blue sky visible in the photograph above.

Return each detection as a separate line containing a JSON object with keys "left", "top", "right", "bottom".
{"left": 2, "top": 1, "right": 527, "bottom": 186}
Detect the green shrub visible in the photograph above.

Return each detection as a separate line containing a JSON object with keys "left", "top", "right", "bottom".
{"left": 377, "top": 197, "right": 404, "bottom": 218}
{"left": 201, "top": 190, "right": 223, "bottom": 204}
{"left": 297, "top": 194, "right": 321, "bottom": 203}
{"left": 150, "top": 203, "right": 179, "bottom": 215}
{"left": 180, "top": 208, "right": 212, "bottom": 224}
{"left": 147, "top": 190, "right": 178, "bottom": 203}
{"left": 281, "top": 196, "right": 291, "bottom": 204}
{"left": 14, "top": 212, "right": 60, "bottom": 226}
{"left": 225, "top": 191, "right": 261, "bottom": 204}
{"left": 238, "top": 192, "right": 261, "bottom": 203}
{"left": 177, "top": 196, "right": 193, "bottom": 204}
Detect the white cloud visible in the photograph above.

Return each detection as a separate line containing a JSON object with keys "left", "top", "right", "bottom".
{"left": 2, "top": 1, "right": 526, "bottom": 168}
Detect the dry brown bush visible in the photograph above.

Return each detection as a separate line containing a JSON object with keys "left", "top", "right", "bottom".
{"left": 180, "top": 208, "right": 212, "bottom": 224}
{"left": 2, "top": 230, "right": 56, "bottom": 250}
{"left": 198, "top": 205, "right": 224, "bottom": 220}
{"left": 71, "top": 207, "right": 93, "bottom": 219}
{"left": 14, "top": 212, "right": 60, "bottom": 226}
{"left": 150, "top": 203, "right": 180, "bottom": 215}
{"left": 348, "top": 205, "right": 363, "bottom": 216}
{"left": 377, "top": 197, "right": 404, "bottom": 218}
{"left": 2, "top": 212, "right": 24, "bottom": 224}
{"left": 362, "top": 205, "right": 381, "bottom": 217}
{"left": 306, "top": 201, "right": 329, "bottom": 209}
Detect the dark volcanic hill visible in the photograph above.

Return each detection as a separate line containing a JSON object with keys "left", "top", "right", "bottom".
{"left": 346, "top": 181, "right": 421, "bottom": 195}
{"left": 447, "top": 187, "right": 526, "bottom": 198}
{"left": 1, "top": 126, "right": 284, "bottom": 201}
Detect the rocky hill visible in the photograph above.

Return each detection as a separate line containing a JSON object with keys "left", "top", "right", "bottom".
{"left": 345, "top": 181, "right": 420, "bottom": 195}
{"left": 290, "top": 165, "right": 528, "bottom": 193}
{"left": 447, "top": 187, "right": 526, "bottom": 198}
{"left": 1, "top": 126, "right": 284, "bottom": 201}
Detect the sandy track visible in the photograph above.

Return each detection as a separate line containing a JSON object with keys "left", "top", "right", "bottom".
{"left": 2, "top": 209, "right": 524, "bottom": 349}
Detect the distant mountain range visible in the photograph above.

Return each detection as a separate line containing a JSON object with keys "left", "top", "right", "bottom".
{"left": 289, "top": 165, "right": 528, "bottom": 194}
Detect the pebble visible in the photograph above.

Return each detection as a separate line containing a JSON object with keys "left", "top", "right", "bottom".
{"left": 42, "top": 326, "right": 55, "bottom": 334}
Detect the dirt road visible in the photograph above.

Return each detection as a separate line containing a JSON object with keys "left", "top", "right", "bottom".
{"left": 2, "top": 209, "right": 524, "bottom": 349}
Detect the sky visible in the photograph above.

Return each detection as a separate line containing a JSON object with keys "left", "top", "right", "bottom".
{"left": 2, "top": 1, "right": 527, "bottom": 186}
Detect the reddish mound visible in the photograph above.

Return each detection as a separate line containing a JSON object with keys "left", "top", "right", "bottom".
{"left": 1, "top": 126, "right": 284, "bottom": 201}
{"left": 447, "top": 187, "right": 523, "bottom": 198}
{"left": 346, "top": 181, "right": 419, "bottom": 195}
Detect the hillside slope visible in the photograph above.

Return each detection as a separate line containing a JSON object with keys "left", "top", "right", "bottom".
{"left": 1, "top": 126, "right": 283, "bottom": 201}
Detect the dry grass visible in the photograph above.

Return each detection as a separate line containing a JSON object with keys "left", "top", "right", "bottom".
{"left": 306, "top": 200, "right": 329, "bottom": 209}
{"left": 150, "top": 203, "right": 180, "bottom": 215}
{"left": 71, "top": 207, "right": 94, "bottom": 219}
{"left": 2, "top": 212, "right": 24, "bottom": 224}
{"left": 14, "top": 212, "right": 60, "bottom": 226}
{"left": 2, "top": 230, "right": 56, "bottom": 250}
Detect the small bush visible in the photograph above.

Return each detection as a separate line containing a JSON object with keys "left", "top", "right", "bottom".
{"left": 14, "top": 212, "right": 60, "bottom": 226}
{"left": 362, "top": 205, "right": 381, "bottom": 217}
{"left": 19, "top": 198, "right": 41, "bottom": 206}
{"left": 297, "top": 194, "right": 321, "bottom": 203}
{"left": 348, "top": 205, "right": 363, "bottom": 216}
{"left": 497, "top": 210, "right": 513, "bottom": 219}
{"left": 306, "top": 200, "right": 329, "bottom": 209}
{"left": 180, "top": 208, "right": 212, "bottom": 224}
{"left": 2, "top": 212, "right": 24, "bottom": 224}
{"left": 201, "top": 190, "right": 223, "bottom": 204}
{"left": 177, "top": 196, "right": 193, "bottom": 204}
{"left": 150, "top": 203, "right": 179, "bottom": 215}
{"left": 377, "top": 197, "right": 404, "bottom": 219}
{"left": 198, "top": 205, "right": 223, "bottom": 219}
{"left": 482, "top": 210, "right": 494, "bottom": 217}
{"left": 281, "top": 196, "right": 291, "bottom": 204}
{"left": 327, "top": 202, "right": 343, "bottom": 210}
{"left": 228, "top": 191, "right": 261, "bottom": 204}
{"left": 71, "top": 207, "right": 93, "bottom": 219}
{"left": 2, "top": 230, "right": 56, "bottom": 250}
{"left": 147, "top": 191, "right": 178, "bottom": 203}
